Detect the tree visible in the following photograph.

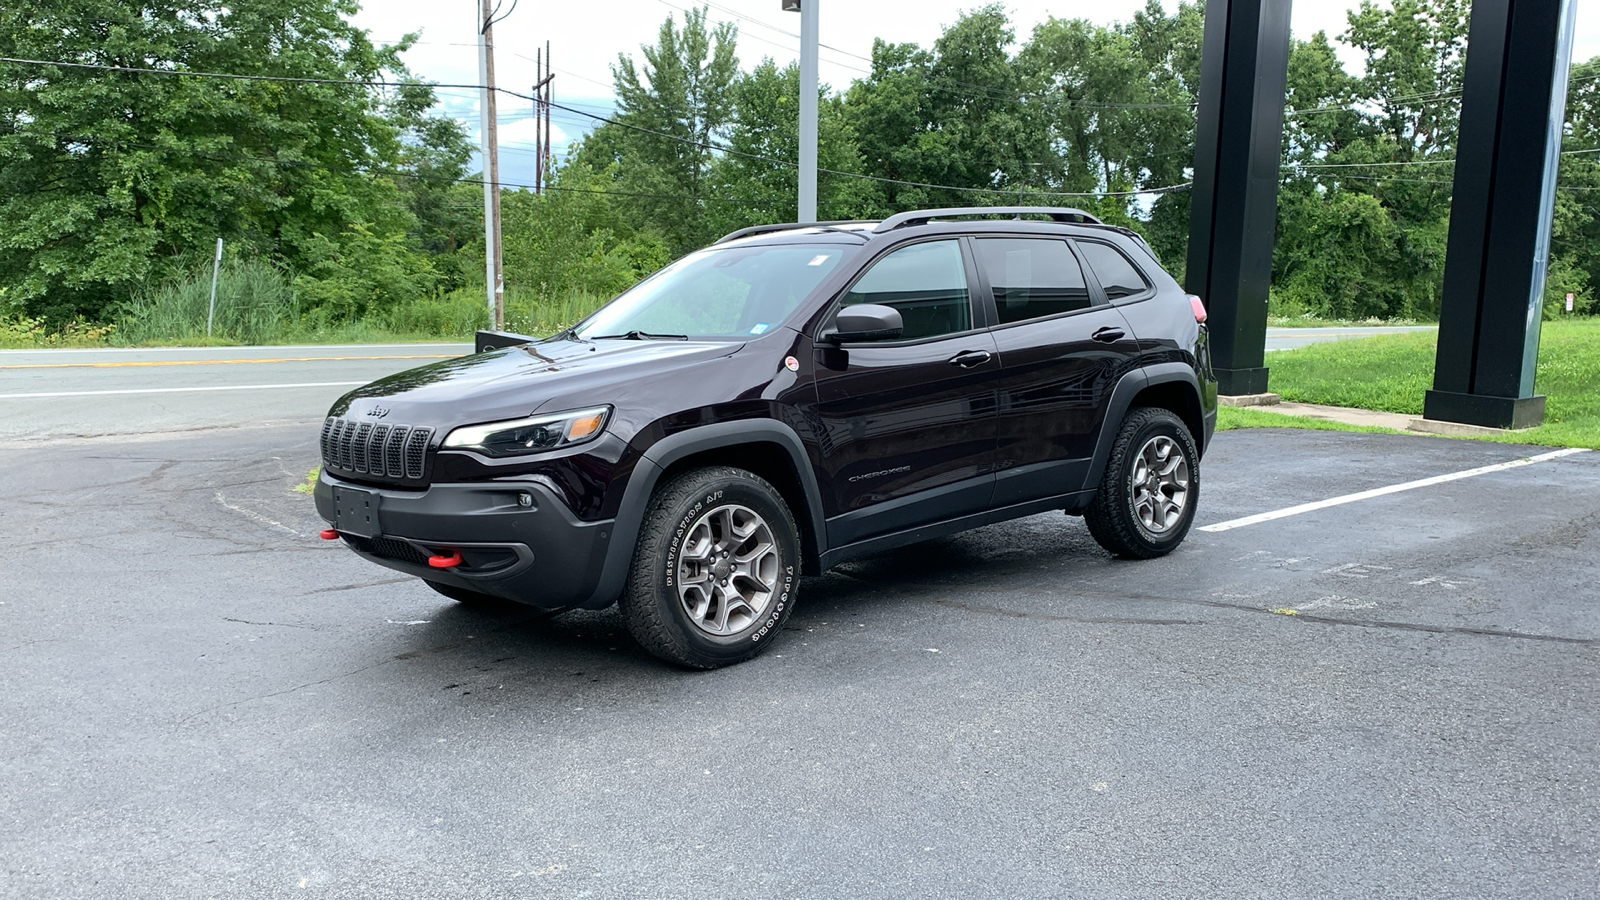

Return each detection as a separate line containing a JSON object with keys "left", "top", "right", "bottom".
{"left": 0, "top": 0, "right": 465, "bottom": 322}
{"left": 703, "top": 59, "right": 877, "bottom": 235}
{"left": 499, "top": 152, "right": 669, "bottom": 303}
{"left": 845, "top": 5, "right": 1048, "bottom": 211}
{"left": 590, "top": 6, "right": 739, "bottom": 254}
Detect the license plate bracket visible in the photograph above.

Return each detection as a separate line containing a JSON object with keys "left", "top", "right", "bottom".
{"left": 332, "top": 485, "right": 382, "bottom": 538}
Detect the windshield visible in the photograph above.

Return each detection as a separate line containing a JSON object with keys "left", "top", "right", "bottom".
{"left": 574, "top": 244, "right": 851, "bottom": 339}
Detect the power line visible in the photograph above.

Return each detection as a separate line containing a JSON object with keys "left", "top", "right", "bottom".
{"left": 24, "top": 130, "right": 759, "bottom": 204}
{"left": 546, "top": 94, "right": 1189, "bottom": 197}
{"left": 6, "top": 54, "right": 1587, "bottom": 203}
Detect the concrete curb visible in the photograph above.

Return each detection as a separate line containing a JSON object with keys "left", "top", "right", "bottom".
{"left": 1223, "top": 397, "right": 1538, "bottom": 437}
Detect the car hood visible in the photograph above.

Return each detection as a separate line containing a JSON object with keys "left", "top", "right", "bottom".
{"left": 328, "top": 338, "right": 743, "bottom": 425}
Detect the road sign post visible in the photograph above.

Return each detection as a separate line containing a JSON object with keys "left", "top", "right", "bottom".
{"left": 206, "top": 237, "right": 222, "bottom": 338}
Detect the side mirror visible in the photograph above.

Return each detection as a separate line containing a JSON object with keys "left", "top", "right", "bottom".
{"left": 825, "top": 304, "right": 903, "bottom": 343}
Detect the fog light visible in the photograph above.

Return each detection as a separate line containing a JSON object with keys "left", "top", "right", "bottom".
{"left": 517, "top": 492, "right": 534, "bottom": 508}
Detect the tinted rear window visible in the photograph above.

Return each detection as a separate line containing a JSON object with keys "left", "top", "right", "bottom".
{"left": 974, "top": 238, "right": 1093, "bottom": 324}
{"left": 1076, "top": 241, "right": 1151, "bottom": 300}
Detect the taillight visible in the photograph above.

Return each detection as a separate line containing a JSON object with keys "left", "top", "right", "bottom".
{"left": 1187, "top": 294, "right": 1207, "bottom": 323}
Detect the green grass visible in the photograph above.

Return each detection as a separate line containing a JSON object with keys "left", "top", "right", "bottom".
{"left": 1260, "top": 318, "right": 1600, "bottom": 449}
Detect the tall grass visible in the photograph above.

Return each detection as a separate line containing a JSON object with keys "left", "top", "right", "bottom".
{"left": 105, "top": 259, "right": 615, "bottom": 346}
{"left": 375, "top": 287, "right": 611, "bottom": 338}
{"left": 117, "top": 257, "right": 297, "bottom": 345}
{"left": 2, "top": 258, "right": 620, "bottom": 348}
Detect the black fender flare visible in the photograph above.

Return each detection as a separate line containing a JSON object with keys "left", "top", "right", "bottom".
{"left": 580, "top": 420, "right": 827, "bottom": 609}
{"left": 1082, "top": 363, "right": 1204, "bottom": 494}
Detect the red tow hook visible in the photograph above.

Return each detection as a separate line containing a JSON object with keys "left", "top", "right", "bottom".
{"left": 319, "top": 529, "right": 340, "bottom": 540}
{"left": 427, "top": 550, "right": 464, "bottom": 569}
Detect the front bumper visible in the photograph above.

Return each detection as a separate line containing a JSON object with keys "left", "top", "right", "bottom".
{"left": 314, "top": 471, "right": 617, "bottom": 609}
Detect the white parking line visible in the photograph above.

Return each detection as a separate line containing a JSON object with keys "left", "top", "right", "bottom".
{"left": 1199, "top": 447, "right": 1591, "bottom": 533}
{"left": 0, "top": 381, "right": 368, "bottom": 399}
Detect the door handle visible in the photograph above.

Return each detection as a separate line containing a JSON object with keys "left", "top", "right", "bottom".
{"left": 1092, "top": 327, "right": 1126, "bottom": 343}
{"left": 948, "top": 349, "right": 993, "bottom": 368}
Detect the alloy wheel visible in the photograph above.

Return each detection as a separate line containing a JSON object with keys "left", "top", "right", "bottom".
{"left": 676, "top": 503, "right": 781, "bottom": 636}
{"left": 1130, "top": 434, "right": 1190, "bottom": 535}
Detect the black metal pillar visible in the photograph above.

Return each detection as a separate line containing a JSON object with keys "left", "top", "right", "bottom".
{"left": 1185, "top": 0, "right": 1293, "bottom": 396}
{"left": 1425, "top": 0, "right": 1578, "bottom": 429}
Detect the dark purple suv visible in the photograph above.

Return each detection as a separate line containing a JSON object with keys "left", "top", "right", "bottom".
{"left": 315, "top": 207, "right": 1217, "bottom": 668}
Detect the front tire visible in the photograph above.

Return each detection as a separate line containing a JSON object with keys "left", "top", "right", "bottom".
{"left": 620, "top": 466, "right": 801, "bottom": 669}
{"left": 1085, "top": 407, "right": 1200, "bottom": 559}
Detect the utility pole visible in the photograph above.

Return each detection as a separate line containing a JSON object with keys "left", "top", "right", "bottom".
{"left": 544, "top": 41, "right": 553, "bottom": 184}
{"left": 477, "top": 0, "right": 505, "bottom": 329}
{"left": 534, "top": 47, "right": 541, "bottom": 195}
{"left": 532, "top": 45, "right": 554, "bottom": 195}
{"left": 784, "top": 0, "right": 818, "bottom": 223}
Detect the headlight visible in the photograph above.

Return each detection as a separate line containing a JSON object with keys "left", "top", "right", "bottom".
{"left": 441, "top": 406, "right": 611, "bottom": 458}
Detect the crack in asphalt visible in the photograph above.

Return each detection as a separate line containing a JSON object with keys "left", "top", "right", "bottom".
{"left": 920, "top": 596, "right": 1200, "bottom": 627}
{"left": 174, "top": 608, "right": 567, "bottom": 727}
{"left": 8, "top": 528, "right": 147, "bottom": 551}
{"left": 221, "top": 617, "right": 319, "bottom": 630}
{"left": 304, "top": 576, "right": 414, "bottom": 595}
{"left": 893, "top": 580, "right": 1599, "bottom": 647}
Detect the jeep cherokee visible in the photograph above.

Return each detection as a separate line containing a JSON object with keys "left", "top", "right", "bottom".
{"left": 314, "top": 207, "right": 1218, "bottom": 668}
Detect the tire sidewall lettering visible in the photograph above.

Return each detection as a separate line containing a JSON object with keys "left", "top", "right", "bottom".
{"left": 750, "top": 564, "right": 795, "bottom": 643}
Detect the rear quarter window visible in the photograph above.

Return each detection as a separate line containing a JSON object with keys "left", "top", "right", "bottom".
{"left": 1076, "top": 241, "right": 1151, "bottom": 300}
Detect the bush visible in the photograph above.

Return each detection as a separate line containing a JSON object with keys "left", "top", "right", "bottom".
{"left": 292, "top": 224, "right": 441, "bottom": 322}
{"left": 0, "top": 315, "right": 117, "bottom": 348}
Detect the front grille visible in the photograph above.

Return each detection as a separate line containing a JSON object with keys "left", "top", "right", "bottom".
{"left": 343, "top": 534, "right": 431, "bottom": 567}
{"left": 321, "top": 417, "right": 434, "bottom": 480}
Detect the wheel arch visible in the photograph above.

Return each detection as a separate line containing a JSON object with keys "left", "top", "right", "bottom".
{"left": 1083, "top": 364, "right": 1206, "bottom": 496}
{"left": 581, "top": 420, "right": 827, "bottom": 609}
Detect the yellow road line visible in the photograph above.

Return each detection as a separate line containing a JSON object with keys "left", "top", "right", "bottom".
{"left": 0, "top": 354, "right": 455, "bottom": 370}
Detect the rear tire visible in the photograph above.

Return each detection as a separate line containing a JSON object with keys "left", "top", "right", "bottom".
{"left": 620, "top": 466, "right": 801, "bottom": 669}
{"left": 1085, "top": 407, "right": 1199, "bottom": 559}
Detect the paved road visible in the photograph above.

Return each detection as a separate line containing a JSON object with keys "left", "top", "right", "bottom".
{"left": 0, "top": 343, "right": 470, "bottom": 442}
{"left": 1265, "top": 324, "right": 1435, "bottom": 351}
{"left": 2, "top": 419, "right": 1596, "bottom": 897}
{"left": 0, "top": 328, "right": 1428, "bottom": 442}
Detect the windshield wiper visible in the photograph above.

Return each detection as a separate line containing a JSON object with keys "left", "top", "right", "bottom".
{"left": 543, "top": 326, "right": 589, "bottom": 342}
{"left": 589, "top": 330, "right": 689, "bottom": 341}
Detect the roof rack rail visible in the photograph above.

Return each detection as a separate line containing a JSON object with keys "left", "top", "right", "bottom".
{"left": 872, "top": 206, "right": 1103, "bottom": 234}
{"left": 714, "top": 220, "right": 875, "bottom": 245}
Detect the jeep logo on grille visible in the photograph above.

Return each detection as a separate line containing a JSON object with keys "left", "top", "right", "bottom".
{"left": 366, "top": 406, "right": 390, "bottom": 418}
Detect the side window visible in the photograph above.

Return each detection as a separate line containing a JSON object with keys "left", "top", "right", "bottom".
{"left": 1077, "top": 241, "right": 1151, "bottom": 300}
{"left": 842, "top": 240, "right": 970, "bottom": 340}
{"left": 974, "top": 238, "right": 1093, "bottom": 324}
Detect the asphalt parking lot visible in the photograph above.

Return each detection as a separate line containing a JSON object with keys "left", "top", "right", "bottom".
{"left": 2, "top": 418, "right": 1596, "bottom": 898}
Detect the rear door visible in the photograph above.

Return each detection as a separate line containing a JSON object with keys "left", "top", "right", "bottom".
{"left": 807, "top": 238, "right": 1001, "bottom": 546}
{"left": 976, "top": 236, "right": 1143, "bottom": 507}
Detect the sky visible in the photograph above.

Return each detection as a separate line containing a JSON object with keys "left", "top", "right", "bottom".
{"left": 348, "top": 0, "right": 1600, "bottom": 186}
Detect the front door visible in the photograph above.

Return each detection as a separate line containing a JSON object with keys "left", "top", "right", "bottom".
{"left": 808, "top": 238, "right": 1001, "bottom": 547}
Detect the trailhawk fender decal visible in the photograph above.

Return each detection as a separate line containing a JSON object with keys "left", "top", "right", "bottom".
{"left": 580, "top": 420, "right": 827, "bottom": 610}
